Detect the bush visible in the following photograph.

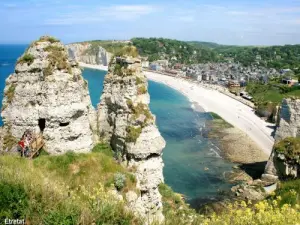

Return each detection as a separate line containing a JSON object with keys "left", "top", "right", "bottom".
{"left": 114, "top": 173, "right": 126, "bottom": 190}
{"left": 18, "top": 54, "right": 35, "bottom": 65}
{"left": 5, "top": 84, "right": 16, "bottom": 104}
{"left": 0, "top": 182, "right": 29, "bottom": 221}
{"left": 39, "top": 36, "right": 60, "bottom": 43}
{"left": 125, "top": 126, "right": 142, "bottom": 143}
{"left": 44, "top": 45, "right": 71, "bottom": 75}
{"left": 137, "top": 85, "right": 147, "bottom": 95}
{"left": 136, "top": 77, "right": 144, "bottom": 85}
{"left": 274, "top": 137, "right": 300, "bottom": 160}
{"left": 92, "top": 143, "right": 113, "bottom": 157}
{"left": 114, "top": 64, "right": 123, "bottom": 76}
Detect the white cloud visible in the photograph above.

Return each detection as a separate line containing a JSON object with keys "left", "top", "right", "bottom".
{"left": 45, "top": 4, "right": 159, "bottom": 25}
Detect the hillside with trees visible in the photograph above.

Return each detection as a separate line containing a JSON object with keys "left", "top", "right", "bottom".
{"left": 131, "top": 38, "right": 220, "bottom": 65}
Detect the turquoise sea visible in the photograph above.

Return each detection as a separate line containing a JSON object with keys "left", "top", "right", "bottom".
{"left": 0, "top": 45, "right": 235, "bottom": 209}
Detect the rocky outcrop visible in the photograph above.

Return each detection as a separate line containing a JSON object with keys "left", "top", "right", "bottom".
{"left": 1, "top": 36, "right": 96, "bottom": 154}
{"left": 67, "top": 43, "right": 112, "bottom": 66}
{"left": 275, "top": 98, "right": 300, "bottom": 140}
{"left": 262, "top": 98, "right": 300, "bottom": 180}
{"left": 97, "top": 51, "right": 166, "bottom": 223}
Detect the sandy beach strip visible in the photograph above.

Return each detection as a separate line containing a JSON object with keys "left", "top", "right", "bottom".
{"left": 144, "top": 71, "right": 275, "bottom": 155}
{"left": 79, "top": 62, "right": 108, "bottom": 71}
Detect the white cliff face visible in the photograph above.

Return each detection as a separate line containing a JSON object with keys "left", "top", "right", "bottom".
{"left": 97, "top": 54, "right": 166, "bottom": 223}
{"left": 275, "top": 99, "right": 300, "bottom": 140}
{"left": 263, "top": 98, "right": 300, "bottom": 180}
{"left": 67, "top": 43, "right": 112, "bottom": 66}
{"left": 1, "top": 36, "right": 96, "bottom": 154}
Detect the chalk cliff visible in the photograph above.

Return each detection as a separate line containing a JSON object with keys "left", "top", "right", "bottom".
{"left": 1, "top": 36, "right": 96, "bottom": 154}
{"left": 97, "top": 49, "right": 166, "bottom": 223}
{"left": 67, "top": 43, "right": 112, "bottom": 66}
{"left": 263, "top": 98, "right": 300, "bottom": 180}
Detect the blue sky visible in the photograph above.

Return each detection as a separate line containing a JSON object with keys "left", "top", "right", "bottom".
{"left": 0, "top": 0, "right": 300, "bottom": 45}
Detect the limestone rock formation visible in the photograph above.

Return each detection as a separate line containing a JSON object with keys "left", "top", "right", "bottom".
{"left": 97, "top": 50, "right": 166, "bottom": 223}
{"left": 1, "top": 36, "right": 96, "bottom": 154}
{"left": 263, "top": 98, "right": 300, "bottom": 180}
{"left": 67, "top": 43, "right": 112, "bottom": 66}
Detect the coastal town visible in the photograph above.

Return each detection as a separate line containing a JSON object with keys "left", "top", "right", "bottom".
{"left": 142, "top": 58, "right": 298, "bottom": 103}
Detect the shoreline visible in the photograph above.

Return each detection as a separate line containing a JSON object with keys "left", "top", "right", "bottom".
{"left": 79, "top": 62, "right": 274, "bottom": 156}
{"left": 143, "top": 71, "right": 275, "bottom": 156}
{"left": 79, "top": 62, "right": 108, "bottom": 71}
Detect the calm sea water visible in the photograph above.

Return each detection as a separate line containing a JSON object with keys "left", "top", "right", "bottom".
{"left": 0, "top": 45, "right": 235, "bottom": 208}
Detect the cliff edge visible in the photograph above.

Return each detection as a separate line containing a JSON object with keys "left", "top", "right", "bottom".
{"left": 1, "top": 36, "right": 96, "bottom": 154}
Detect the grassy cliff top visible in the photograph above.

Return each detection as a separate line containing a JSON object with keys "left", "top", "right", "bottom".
{"left": 274, "top": 137, "right": 300, "bottom": 160}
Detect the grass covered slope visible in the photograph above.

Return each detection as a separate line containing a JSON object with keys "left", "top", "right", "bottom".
{"left": 0, "top": 142, "right": 299, "bottom": 224}
{"left": 0, "top": 144, "right": 140, "bottom": 225}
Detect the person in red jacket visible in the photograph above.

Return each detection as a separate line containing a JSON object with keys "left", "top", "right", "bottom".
{"left": 18, "top": 135, "right": 25, "bottom": 157}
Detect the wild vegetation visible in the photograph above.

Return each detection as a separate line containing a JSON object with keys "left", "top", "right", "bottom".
{"left": 0, "top": 144, "right": 140, "bottom": 224}
{"left": 84, "top": 40, "right": 128, "bottom": 55}
{"left": 213, "top": 44, "right": 300, "bottom": 70}
{"left": 38, "top": 36, "right": 60, "bottom": 43}
{"left": 246, "top": 80, "right": 300, "bottom": 120}
{"left": 1, "top": 141, "right": 299, "bottom": 224}
{"left": 44, "top": 45, "right": 72, "bottom": 76}
{"left": 5, "top": 84, "right": 16, "bottom": 104}
{"left": 137, "top": 85, "right": 147, "bottom": 95}
{"left": 274, "top": 137, "right": 300, "bottom": 161}
{"left": 125, "top": 126, "right": 142, "bottom": 143}
{"left": 131, "top": 37, "right": 219, "bottom": 64}
{"left": 17, "top": 54, "right": 35, "bottom": 65}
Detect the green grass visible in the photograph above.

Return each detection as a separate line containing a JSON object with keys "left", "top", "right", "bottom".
{"left": 0, "top": 144, "right": 140, "bottom": 224}
{"left": 136, "top": 77, "right": 144, "bottom": 85}
{"left": 38, "top": 36, "right": 60, "bottom": 43}
{"left": 43, "top": 45, "right": 71, "bottom": 75}
{"left": 274, "top": 137, "right": 300, "bottom": 160}
{"left": 125, "top": 126, "right": 142, "bottom": 143}
{"left": 271, "top": 179, "right": 300, "bottom": 207}
{"left": 18, "top": 54, "right": 35, "bottom": 65}
{"left": 5, "top": 84, "right": 16, "bottom": 104}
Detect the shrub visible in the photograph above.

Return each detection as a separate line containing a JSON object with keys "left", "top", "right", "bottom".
{"left": 44, "top": 45, "right": 71, "bottom": 75}
{"left": 3, "top": 127, "right": 17, "bottom": 151}
{"left": 114, "top": 64, "right": 123, "bottom": 76}
{"left": 273, "top": 179, "right": 300, "bottom": 206}
{"left": 137, "top": 85, "right": 147, "bottom": 95}
{"left": 136, "top": 77, "right": 143, "bottom": 85}
{"left": 274, "top": 137, "right": 300, "bottom": 160}
{"left": 18, "top": 54, "right": 35, "bottom": 65}
{"left": 92, "top": 143, "right": 113, "bottom": 157}
{"left": 126, "top": 99, "right": 133, "bottom": 109}
{"left": 125, "top": 126, "right": 142, "bottom": 143}
{"left": 132, "top": 103, "right": 153, "bottom": 122}
{"left": 42, "top": 208, "right": 79, "bottom": 225}
{"left": 39, "top": 36, "right": 60, "bottom": 43}
{"left": 0, "top": 182, "right": 29, "bottom": 221}
{"left": 114, "top": 172, "right": 126, "bottom": 190}
{"left": 5, "top": 84, "right": 16, "bottom": 104}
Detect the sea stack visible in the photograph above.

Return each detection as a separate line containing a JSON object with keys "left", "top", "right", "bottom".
{"left": 262, "top": 98, "right": 300, "bottom": 181}
{"left": 97, "top": 46, "right": 166, "bottom": 223}
{"left": 1, "top": 36, "right": 96, "bottom": 154}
